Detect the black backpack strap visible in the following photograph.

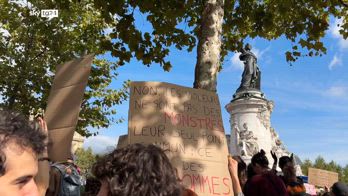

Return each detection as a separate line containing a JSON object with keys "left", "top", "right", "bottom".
{"left": 51, "top": 163, "right": 67, "bottom": 195}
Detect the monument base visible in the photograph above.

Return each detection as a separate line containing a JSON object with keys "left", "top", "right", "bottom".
{"left": 233, "top": 89, "right": 264, "bottom": 100}
{"left": 226, "top": 90, "right": 301, "bottom": 174}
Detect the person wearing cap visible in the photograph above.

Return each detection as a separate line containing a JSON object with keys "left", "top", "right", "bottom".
{"left": 278, "top": 155, "right": 306, "bottom": 196}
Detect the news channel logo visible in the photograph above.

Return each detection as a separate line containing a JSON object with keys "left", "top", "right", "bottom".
{"left": 29, "top": 9, "right": 58, "bottom": 20}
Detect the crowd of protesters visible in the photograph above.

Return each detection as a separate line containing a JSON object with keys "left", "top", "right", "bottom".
{"left": 1, "top": 109, "right": 348, "bottom": 196}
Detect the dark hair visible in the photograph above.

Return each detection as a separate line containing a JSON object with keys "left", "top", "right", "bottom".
{"left": 332, "top": 182, "right": 348, "bottom": 196}
{"left": 84, "top": 177, "right": 102, "bottom": 196}
{"left": 251, "top": 149, "right": 269, "bottom": 168}
{"left": 0, "top": 109, "right": 47, "bottom": 176}
{"left": 278, "top": 156, "right": 293, "bottom": 169}
{"left": 246, "top": 163, "right": 256, "bottom": 180}
{"left": 92, "top": 143, "right": 182, "bottom": 196}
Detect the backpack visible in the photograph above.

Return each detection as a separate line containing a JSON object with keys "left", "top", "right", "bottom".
{"left": 51, "top": 162, "right": 81, "bottom": 196}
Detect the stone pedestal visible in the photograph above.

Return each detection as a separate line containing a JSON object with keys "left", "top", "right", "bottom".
{"left": 225, "top": 90, "right": 302, "bottom": 174}
{"left": 225, "top": 90, "right": 275, "bottom": 166}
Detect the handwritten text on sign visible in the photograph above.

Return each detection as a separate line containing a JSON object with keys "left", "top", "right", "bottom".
{"left": 308, "top": 167, "right": 338, "bottom": 188}
{"left": 128, "top": 82, "right": 232, "bottom": 196}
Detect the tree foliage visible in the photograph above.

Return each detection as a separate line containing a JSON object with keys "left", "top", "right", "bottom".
{"left": 301, "top": 159, "right": 313, "bottom": 176}
{"left": 301, "top": 156, "right": 348, "bottom": 184}
{"left": 93, "top": 0, "right": 348, "bottom": 91}
{"left": 75, "top": 147, "right": 96, "bottom": 177}
{"left": 0, "top": 0, "right": 128, "bottom": 136}
{"left": 1, "top": 0, "right": 347, "bottom": 135}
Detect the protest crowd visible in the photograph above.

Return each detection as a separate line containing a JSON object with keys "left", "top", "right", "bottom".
{"left": 1, "top": 109, "right": 348, "bottom": 196}
{"left": 2, "top": 0, "right": 348, "bottom": 194}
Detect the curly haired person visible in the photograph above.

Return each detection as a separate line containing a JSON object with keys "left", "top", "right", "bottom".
{"left": 0, "top": 109, "right": 47, "bottom": 196}
{"left": 92, "top": 143, "right": 186, "bottom": 196}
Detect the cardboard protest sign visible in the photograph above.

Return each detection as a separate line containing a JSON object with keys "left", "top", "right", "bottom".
{"left": 128, "top": 81, "right": 232, "bottom": 196}
{"left": 308, "top": 167, "right": 338, "bottom": 188}
{"left": 116, "top": 134, "right": 128, "bottom": 149}
{"left": 45, "top": 54, "right": 93, "bottom": 162}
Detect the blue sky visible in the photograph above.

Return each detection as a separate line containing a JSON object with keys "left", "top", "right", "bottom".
{"left": 84, "top": 17, "right": 348, "bottom": 166}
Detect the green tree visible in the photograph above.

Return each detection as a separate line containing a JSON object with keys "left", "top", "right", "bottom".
{"left": 342, "top": 165, "right": 348, "bottom": 184}
{"left": 1, "top": 0, "right": 348, "bottom": 135}
{"left": 75, "top": 147, "right": 96, "bottom": 177}
{"left": 314, "top": 156, "right": 327, "bottom": 169}
{"left": 301, "top": 156, "right": 348, "bottom": 183}
{"left": 0, "top": 0, "right": 128, "bottom": 136}
{"left": 93, "top": 0, "right": 348, "bottom": 92}
{"left": 327, "top": 160, "right": 343, "bottom": 180}
{"left": 301, "top": 159, "right": 313, "bottom": 176}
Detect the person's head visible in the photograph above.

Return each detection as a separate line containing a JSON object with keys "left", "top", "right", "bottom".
{"left": 331, "top": 182, "right": 348, "bottom": 196}
{"left": 245, "top": 43, "right": 252, "bottom": 51}
{"left": 67, "top": 153, "right": 75, "bottom": 163}
{"left": 279, "top": 154, "right": 296, "bottom": 180}
{"left": 0, "top": 109, "right": 46, "bottom": 196}
{"left": 233, "top": 156, "right": 247, "bottom": 188}
{"left": 251, "top": 149, "right": 269, "bottom": 174}
{"left": 92, "top": 143, "right": 182, "bottom": 196}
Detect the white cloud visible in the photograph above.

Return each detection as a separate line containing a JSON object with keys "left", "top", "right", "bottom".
{"left": 330, "top": 18, "right": 342, "bottom": 38}
{"left": 83, "top": 135, "right": 118, "bottom": 154}
{"left": 252, "top": 46, "right": 270, "bottom": 60}
{"left": 328, "top": 54, "right": 342, "bottom": 70}
{"left": 229, "top": 52, "right": 244, "bottom": 71}
{"left": 325, "top": 85, "right": 348, "bottom": 98}
{"left": 329, "top": 18, "right": 348, "bottom": 50}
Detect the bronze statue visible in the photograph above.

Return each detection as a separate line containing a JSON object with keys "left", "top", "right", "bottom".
{"left": 237, "top": 44, "right": 261, "bottom": 92}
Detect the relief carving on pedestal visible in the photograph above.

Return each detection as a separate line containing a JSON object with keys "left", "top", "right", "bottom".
{"left": 267, "top": 100, "right": 274, "bottom": 112}
{"left": 256, "top": 100, "right": 273, "bottom": 130}
{"left": 235, "top": 123, "right": 259, "bottom": 158}
{"left": 270, "top": 127, "right": 289, "bottom": 158}
{"left": 257, "top": 105, "right": 270, "bottom": 129}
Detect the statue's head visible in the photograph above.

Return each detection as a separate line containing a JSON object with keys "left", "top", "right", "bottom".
{"left": 245, "top": 43, "right": 252, "bottom": 51}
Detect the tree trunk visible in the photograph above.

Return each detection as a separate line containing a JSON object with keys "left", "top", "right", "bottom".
{"left": 193, "top": 0, "right": 224, "bottom": 92}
